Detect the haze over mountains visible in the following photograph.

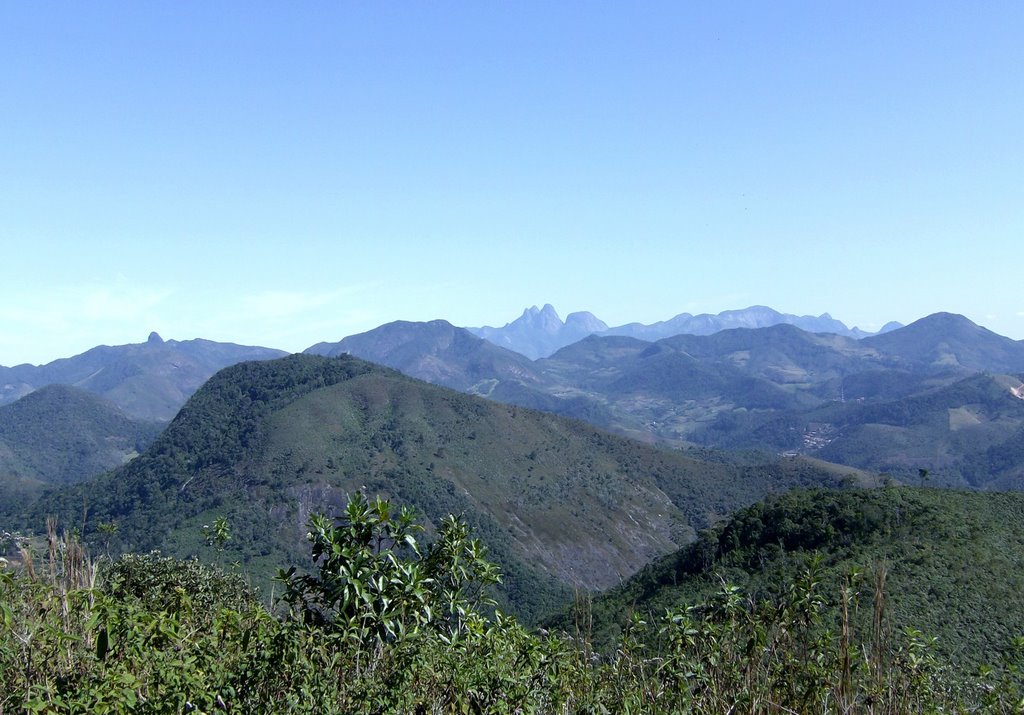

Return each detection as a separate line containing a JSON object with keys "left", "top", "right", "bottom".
{"left": 3, "top": 303, "right": 899, "bottom": 423}
{"left": 5, "top": 305, "right": 1024, "bottom": 510}
{"left": 310, "top": 311, "right": 1024, "bottom": 489}
{"left": 467, "top": 304, "right": 904, "bottom": 360}
{"left": 0, "top": 333, "right": 287, "bottom": 421}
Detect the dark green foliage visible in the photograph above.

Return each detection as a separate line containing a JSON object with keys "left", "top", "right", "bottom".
{"left": 105, "top": 551, "right": 257, "bottom": 615}
{"left": 5, "top": 496, "right": 1024, "bottom": 713}
{"left": 278, "top": 492, "right": 501, "bottom": 647}
{"left": 567, "top": 487, "right": 1024, "bottom": 672}
{"left": 21, "top": 354, "right": 379, "bottom": 555}
{"left": 0, "top": 384, "right": 161, "bottom": 489}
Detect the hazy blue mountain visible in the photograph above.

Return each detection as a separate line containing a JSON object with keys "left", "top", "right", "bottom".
{"left": 654, "top": 324, "right": 887, "bottom": 396}
{"left": 0, "top": 332, "right": 287, "bottom": 421}
{"left": 306, "top": 313, "right": 1024, "bottom": 485}
{"left": 306, "top": 319, "right": 551, "bottom": 398}
{"left": 468, "top": 304, "right": 610, "bottom": 360}
{"left": 861, "top": 312, "right": 1024, "bottom": 373}
{"left": 534, "top": 326, "right": 879, "bottom": 443}
{"left": 467, "top": 304, "right": 900, "bottom": 359}
{"left": 604, "top": 305, "right": 865, "bottom": 342}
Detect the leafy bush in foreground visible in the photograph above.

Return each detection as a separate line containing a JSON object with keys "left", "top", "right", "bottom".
{"left": 3, "top": 496, "right": 1024, "bottom": 713}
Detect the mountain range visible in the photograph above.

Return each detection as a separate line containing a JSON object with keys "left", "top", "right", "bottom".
{"left": 0, "top": 304, "right": 933, "bottom": 424}
{"left": 309, "top": 312, "right": 1024, "bottom": 488}
{"left": 5, "top": 306, "right": 1024, "bottom": 507}
{"left": 5, "top": 305, "right": 1024, "bottom": 623}
{"left": 9, "top": 353, "right": 843, "bottom": 619}
{"left": 0, "top": 332, "right": 287, "bottom": 421}
{"left": 5, "top": 305, "right": 1024, "bottom": 700}
{"left": 468, "top": 304, "right": 903, "bottom": 360}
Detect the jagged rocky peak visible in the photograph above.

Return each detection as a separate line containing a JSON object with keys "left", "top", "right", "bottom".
{"left": 519, "top": 304, "right": 563, "bottom": 333}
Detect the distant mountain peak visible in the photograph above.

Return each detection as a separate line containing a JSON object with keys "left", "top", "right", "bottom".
{"left": 862, "top": 311, "right": 1024, "bottom": 372}
{"left": 522, "top": 304, "right": 562, "bottom": 332}
{"left": 565, "top": 311, "right": 609, "bottom": 332}
{"left": 147, "top": 331, "right": 164, "bottom": 345}
{"left": 524, "top": 303, "right": 557, "bottom": 315}
{"left": 467, "top": 305, "right": 611, "bottom": 360}
{"left": 469, "top": 304, "right": 894, "bottom": 359}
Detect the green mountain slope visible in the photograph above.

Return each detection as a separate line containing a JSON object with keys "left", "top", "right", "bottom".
{"left": 306, "top": 320, "right": 549, "bottom": 395}
{"left": 0, "top": 385, "right": 162, "bottom": 509}
{"left": 14, "top": 354, "right": 840, "bottom": 620}
{"left": 573, "top": 487, "right": 1024, "bottom": 670}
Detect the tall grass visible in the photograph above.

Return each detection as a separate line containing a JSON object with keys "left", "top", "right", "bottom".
{"left": 3, "top": 512, "right": 1024, "bottom": 713}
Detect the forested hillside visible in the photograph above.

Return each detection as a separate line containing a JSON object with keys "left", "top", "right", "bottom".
{"left": 10, "top": 354, "right": 840, "bottom": 620}
{"left": 0, "top": 385, "right": 162, "bottom": 512}
{"left": 567, "top": 487, "right": 1024, "bottom": 671}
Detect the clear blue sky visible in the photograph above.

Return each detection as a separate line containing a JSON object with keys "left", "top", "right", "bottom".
{"left": 2, "top": 2, "right": 1022, "bottom": 365}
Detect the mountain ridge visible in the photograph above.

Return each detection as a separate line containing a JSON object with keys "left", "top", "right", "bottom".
{"left": 1, "top": 335, "right": 288, "bottom": 421}
{"left": 13, "top": 353, "right": 842, "bottom": 619}
{"left": 467, "top": 304, "right": 904, "bottom": 360}
{"left": 303, "top": 313, "right": 1024, "bottom": 486}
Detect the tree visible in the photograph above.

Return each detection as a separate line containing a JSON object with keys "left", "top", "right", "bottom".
{"left": 277, "top": 493, "right": 501, "bottom": 648}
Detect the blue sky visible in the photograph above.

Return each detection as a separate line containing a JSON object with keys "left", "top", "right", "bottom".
{"left": 2, "top": 2, "right": 1022, "bottom": 365}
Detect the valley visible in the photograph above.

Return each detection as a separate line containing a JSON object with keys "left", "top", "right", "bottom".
{"left": 4, "top": 353, "right": 843, "bottom": 618}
